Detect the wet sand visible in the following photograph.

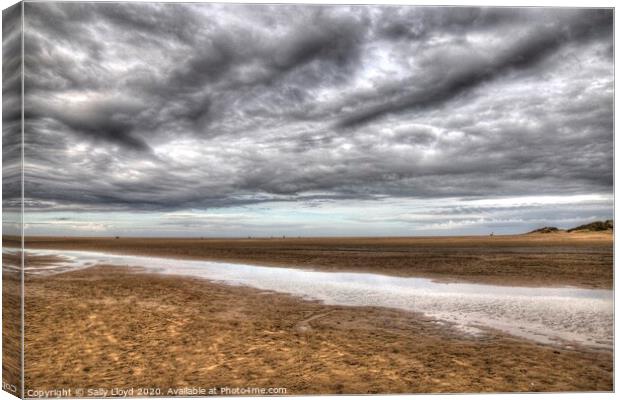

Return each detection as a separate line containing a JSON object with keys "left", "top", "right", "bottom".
{"left": 2, "top": 260, "right": 22, "bottom": 397}
{"left": 20, "top": 232, "right": 613, "bottom": 288}
{"left": 24, "top": 266, "right": 612, "bottom": 394}
{"left": 8, "top": 234, "right": 614, "bottom": 394}
{"left": 20, "top": 248, "right": 615, "bottom": 349}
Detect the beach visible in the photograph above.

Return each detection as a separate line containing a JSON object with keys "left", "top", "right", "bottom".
{"left": 8, "top": 233, "right": 615, "bottom": 393}
{"left": 21, "top": 232, "right": 613, "bottom": 288}
{"left": 4, "top": 2, "right": 615, "bottom": 397}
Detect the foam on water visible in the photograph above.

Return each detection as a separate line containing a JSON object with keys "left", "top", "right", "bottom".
{"left": 14, "top": 248, "right": 613, "bottom": 349}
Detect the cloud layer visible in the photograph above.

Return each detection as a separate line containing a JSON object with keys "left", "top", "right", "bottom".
{"left": 2, "top": 3, "right": 23, "bottom": 236}
{"left": 15, "top": 3, "right": 614, "bottom": 235}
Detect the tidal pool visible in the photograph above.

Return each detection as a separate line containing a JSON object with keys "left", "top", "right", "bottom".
{"left": 17, "top": 248, "right": 614, "bottom": 349}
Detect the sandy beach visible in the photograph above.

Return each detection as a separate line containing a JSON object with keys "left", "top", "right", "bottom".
{"left": 2, "top": 251, "right": 21, "bottom": 397}
{"left": 21, "top": 232, "right": 613, "bottom": 288}
{"left": 24, "top": 265, "right": 612, "bottom": 394}
{"left": 7, "top": 233, "right": 612, "bottom": 394}
{"left": 3, "top": 2, "right": 614, "bottom": 396}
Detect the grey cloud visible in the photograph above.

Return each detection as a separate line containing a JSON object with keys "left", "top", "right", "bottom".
{"left": 15, "top": 3, "right": 613, "bottom": 217}
{"left": 27, "top": 97, "right": 151, "bottom": 151}
{"left": 3, "top": 2, "right": 23, "bottom": 214}
{"left": 337, "top": 9, "right": 612, "bottom": 128}
{"left": 376, "top": 7, "right": 524, "bottom": 41}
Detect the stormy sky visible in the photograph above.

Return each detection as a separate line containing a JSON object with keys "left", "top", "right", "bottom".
{"left": 14, "top": 3, "right": 614, "bottom": 236}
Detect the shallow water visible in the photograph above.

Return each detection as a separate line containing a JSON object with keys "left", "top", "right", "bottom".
{"left": 16, "top": 248, "right": 614, "bottom": 349}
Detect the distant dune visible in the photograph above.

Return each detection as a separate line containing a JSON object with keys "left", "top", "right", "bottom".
{"left": 567, "top": 220, "right": 613, "bottom": 232}
{"left": 528, "top": 220, "right": 613, "bottom": 235}
{"left": 528, "top": 226, "right": 561, "bottom": 234}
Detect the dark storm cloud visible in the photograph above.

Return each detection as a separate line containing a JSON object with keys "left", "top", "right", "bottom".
{"left": 376, "top": 7, "right": 511, "bottom": 40}
{"left": 3, "top": 2, "right": 23, "bottom": 215}
{"left": 18, "top": 3, "right": 613, "bottom": 213}
{"left": 336, "top": 9, "right": 612, "bottom": 128}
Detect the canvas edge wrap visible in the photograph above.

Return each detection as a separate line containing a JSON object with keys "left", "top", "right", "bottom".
{"left": 2, "top": 1, "right": 24, "bottom": 398}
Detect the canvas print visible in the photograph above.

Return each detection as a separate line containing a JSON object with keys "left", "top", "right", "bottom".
{"left": 2, "top": 1, "right": 614, "bottom": 397}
